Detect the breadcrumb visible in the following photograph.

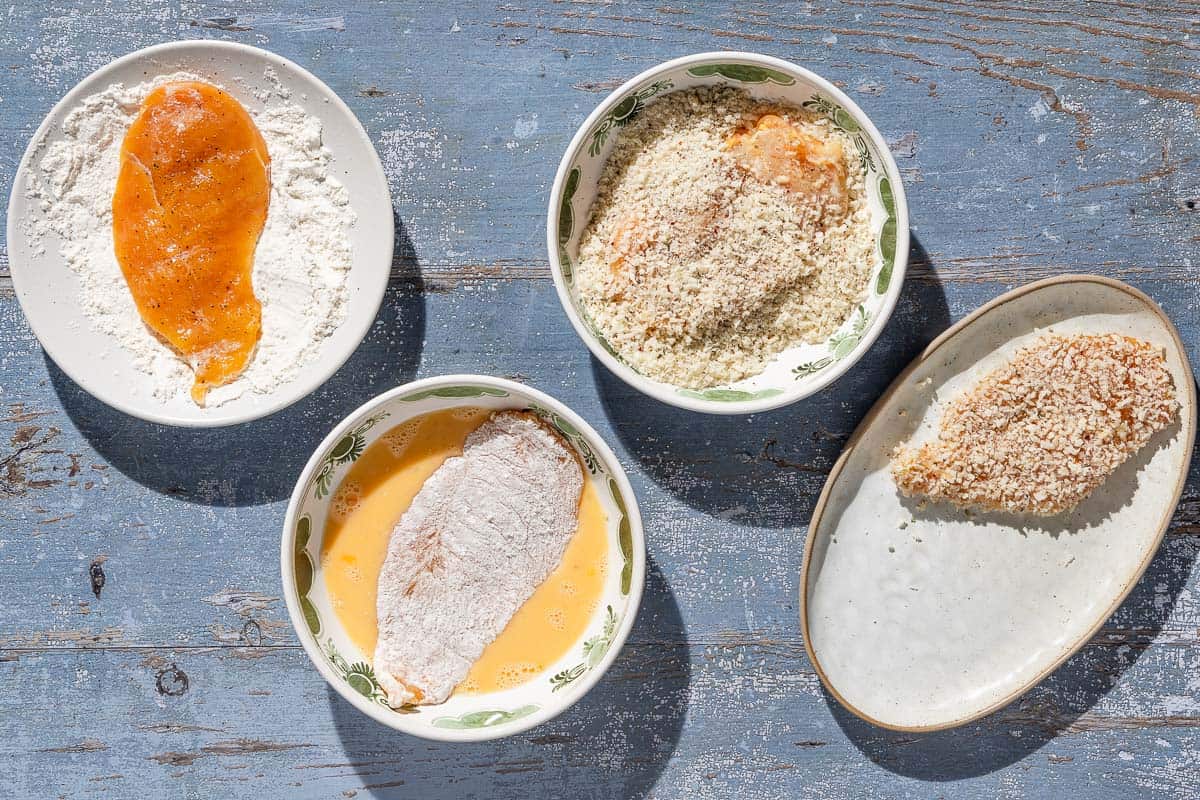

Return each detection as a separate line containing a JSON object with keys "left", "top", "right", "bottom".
{"left": 891, "top": 334, "right": 1178, "bottom": 516}
{"left": 575, "top": 87, "right": 875, "bottom": 388}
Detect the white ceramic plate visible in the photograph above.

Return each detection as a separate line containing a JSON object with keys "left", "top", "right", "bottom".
{"left": 547, "top": 52, "right": 908, "bottom": 415}
{"left": 5, "top": 41, "right": 392, "bottom": 427}
{"left": 281, "top": 375, "right": 646, "bottom": 741}
{"left": 801, "top": 276, "right": 1196, "bottom": 731}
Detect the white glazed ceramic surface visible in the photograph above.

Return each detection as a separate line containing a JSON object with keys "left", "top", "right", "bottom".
{"left": 802, "top": 276, "right": 1197, "bottom": 731}
{"left": 547, "top": 52, "right": 908, "bottom": 415}
{"left": 5, "top": 40, "right": 392, "bottom": 427}
{"left": 280, "top": 375, "right": 646, "bottom": 742}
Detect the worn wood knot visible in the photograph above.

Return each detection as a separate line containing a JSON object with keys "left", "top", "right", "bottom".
{"left": 155, "top": 664, "right": 189, "bottom": 697}
{"left": 188, "top": 16, "right": 250, "bottom": 32}
{"left": 89, "top": 558, "right": 106, "bottom": 599}
{"left": 242, "top": 620, "right": 262, "bottom": 647}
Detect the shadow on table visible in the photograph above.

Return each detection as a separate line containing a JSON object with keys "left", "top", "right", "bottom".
{"left": 595, "top": 235, "right": 948, "bottom": 528}
{"left": 328, "top": 554, "right": 690, "bottom": 799}
{"left": 826, "top": 451, "right": 1200, "bottom": 780}
{"left": 48, "top": 212, "right": 425, "bottom": 507}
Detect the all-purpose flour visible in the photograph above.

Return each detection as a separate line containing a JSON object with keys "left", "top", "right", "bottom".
{"left": 24, "top": 70, "right": 355, "bottom": 407}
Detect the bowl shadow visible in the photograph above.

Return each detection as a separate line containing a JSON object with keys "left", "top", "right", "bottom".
{"left": 825, "top": 469, "right": 1200, "bottom": 779}
{"left": 47, "top": 212, "right": 425, "bottom": 507}
{"left": 594, "top": 235, "right": 948, "bottom": 528}
{"left": 327, "top": 554, "right": 690, "bottom": 799}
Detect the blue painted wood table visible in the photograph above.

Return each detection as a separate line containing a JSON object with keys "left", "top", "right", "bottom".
{"left": 2, "top": 2, "right": 1198, "bottom": 798}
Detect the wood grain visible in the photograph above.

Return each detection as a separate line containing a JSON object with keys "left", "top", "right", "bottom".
{"left": 1, "top": 1, "right": 1198, "bottom": 798}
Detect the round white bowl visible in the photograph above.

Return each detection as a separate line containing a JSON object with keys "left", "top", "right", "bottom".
{"left": 547, "top": 51, "right": 909, "bottom": 415}
{"left": 280, "top": 375, "right": 646, "bottom": 741}
{"left": 6, "top": 40, "right": 393, "bottom": 427}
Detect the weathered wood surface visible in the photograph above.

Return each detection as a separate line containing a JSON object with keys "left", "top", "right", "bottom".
{"left": 1, "top": 1, "right": 1199, "bottom": 797}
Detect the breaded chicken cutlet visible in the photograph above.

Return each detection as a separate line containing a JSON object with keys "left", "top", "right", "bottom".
{"left": 892, "top": 334, "right": 1177, "bottom": 516}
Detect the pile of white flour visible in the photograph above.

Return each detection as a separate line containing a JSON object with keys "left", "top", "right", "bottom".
{"left": 23, "top": 70, "right": 356, "bottom": 407}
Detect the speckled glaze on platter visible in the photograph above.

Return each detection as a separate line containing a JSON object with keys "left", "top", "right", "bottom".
{"left": 801, "top": 275, "right": 1197, "bottom": 732}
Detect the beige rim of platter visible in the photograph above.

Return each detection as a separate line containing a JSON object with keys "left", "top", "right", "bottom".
{"left": 799, "top": 274, "right": 1197, "bottom": 733}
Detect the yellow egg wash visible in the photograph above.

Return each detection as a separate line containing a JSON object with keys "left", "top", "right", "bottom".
{"left": 320, "top": 407, "right": 609, "bottom": 696}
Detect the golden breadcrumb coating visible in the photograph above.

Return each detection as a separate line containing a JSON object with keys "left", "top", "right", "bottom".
{"left": 574, "top": 87, "right": 875, "bottom": 389}
{"left": 892, "top": 334, "right": 1177, "bottom": 516}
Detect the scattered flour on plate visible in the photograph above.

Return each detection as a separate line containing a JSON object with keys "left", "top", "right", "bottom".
{"left": 23, "top": 70, "right": 356, "bottom": 407}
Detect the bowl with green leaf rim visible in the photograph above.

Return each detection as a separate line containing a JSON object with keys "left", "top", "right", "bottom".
{"left": 281, "top": 375, "right": 645, "bottom": 741}
{"left": 547, "top": 51, "right": 909, "bottom": 414}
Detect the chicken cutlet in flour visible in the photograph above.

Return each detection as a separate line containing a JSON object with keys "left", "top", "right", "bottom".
{"left": 373, "top": 411, "right": 584, "bottom": 707}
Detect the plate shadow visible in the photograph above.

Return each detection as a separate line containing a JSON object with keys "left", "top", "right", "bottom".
{"left": 47, "top": 212, "right": 425, "bottom": 507}
{"left": 327, "top": 554, "right": 690, "bottom": 799}
{"left": 593, "top": 235, "right": 948, "bottom": 528}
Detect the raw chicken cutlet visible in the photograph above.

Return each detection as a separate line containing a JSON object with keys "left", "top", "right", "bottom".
{"left": 112, "top": 80, "right": 270, "bottom": 405}
{"left": 373, "top": 411, "right": 584, "bottom": 707}
{"left": 891, "top": 334, "right": 1177, "bottom": 516}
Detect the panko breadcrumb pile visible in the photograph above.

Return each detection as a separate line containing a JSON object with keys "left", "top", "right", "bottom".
{"left": 575, "top": 87, "right": 876, "bottom": 389}
{"left": 891, "top": 333, "right": 1177, "bottom": 516}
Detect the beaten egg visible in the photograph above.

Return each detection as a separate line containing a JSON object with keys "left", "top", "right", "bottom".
{"left": 320, "top": 407, "right": 609, "bottom": 695}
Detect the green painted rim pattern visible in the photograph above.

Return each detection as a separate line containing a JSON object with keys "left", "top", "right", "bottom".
{"left": 676, "top": 387, "right": 786, "bottom": 403}
{"left": 876, "top": 175, "right": 898, "bottom": 295}
{"left": 294, "top": 515, "right": 320, "bottom": 637}
{"left": 398, "top": 386, "right": 509, "bottom": 402}
{"left": 609, "top": 476, "right": 634, "bottom": 596}
{"left": 793, "top": 305, "right": 872, "bottom": 379}
{"left": 433, "top": 704, "right": 540, "bottom": 730}
{"left": 801, "top": 93, "right": 898, "bottom": 297}
{"left": 802, "top": 94, "right": 875, "bottom": 172}
{"left": 587, "top": 79, "right": 672, "bottom": 157}
{"left": 550, "top": 605, "right": 619, "bottom": 692}
{"left": 524, "top": 402, "right": 602, "bottom": 474}
{"left": 523, "top": 402, "right": 637, "bottom": 599}
{"left": 294, "top": 514, "right": 393, "bottom": 709}
{"left": 309, "top": 410, "right": 390, "bottom": 499}
{"left": 558, "top": 167, "right": 581, "bottom": 283}
{"left": 325, "top": 638, "right": 392, "bottom": 707}
{"left": 688, "top": 63, "right": 795, "bottom": 85}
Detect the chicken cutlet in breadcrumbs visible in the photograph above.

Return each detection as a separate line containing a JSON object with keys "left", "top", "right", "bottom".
{"left": 891, "top": 334, "right": 1177, "bottom": 516}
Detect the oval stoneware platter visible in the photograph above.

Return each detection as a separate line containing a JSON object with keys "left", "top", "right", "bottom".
{"left": 801, "top": 275, "right": 1197, "bottom": 731}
